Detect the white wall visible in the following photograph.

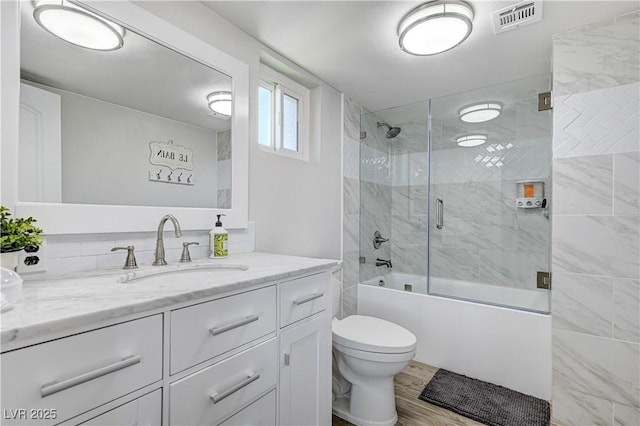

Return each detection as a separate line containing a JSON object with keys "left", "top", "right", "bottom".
{"left": 134, "top": 1, "right": 343, "bottom": 260}
{"left": 27, "top": 83, "right": 219, "bottom": 208}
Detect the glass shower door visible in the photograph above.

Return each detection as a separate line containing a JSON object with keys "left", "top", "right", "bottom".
{"left": 428, "top": 74, "right": 552, "bottom": 313}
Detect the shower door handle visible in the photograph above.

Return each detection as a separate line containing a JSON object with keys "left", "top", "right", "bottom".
{"left": 436, "top": 198, "right": 444, "bottom": 229}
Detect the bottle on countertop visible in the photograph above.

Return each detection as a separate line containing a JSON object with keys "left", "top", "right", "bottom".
{"left": 209, "top": 214, "right": 228, "bottom": 258}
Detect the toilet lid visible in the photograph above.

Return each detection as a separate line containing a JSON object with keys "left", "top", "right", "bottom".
{"left": 332, "top": 315, "right": 417, "bottom": 354}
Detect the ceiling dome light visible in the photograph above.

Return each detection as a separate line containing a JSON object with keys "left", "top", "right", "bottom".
{"left": 207, "top": 91, "right": 232, "bottom": 117}
{"left": 456, "top": 134, "right": 487, "bottom": 147}
{"left": 33, "top": 0, "right": 124, "bottom": 51}
{"left": 458, "top": 102, "right": 503, "bottom": 123}
{"left": 398, "top": 0, "right": 474, "bottom": 56}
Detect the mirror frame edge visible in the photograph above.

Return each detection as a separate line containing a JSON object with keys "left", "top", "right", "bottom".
{"left": 1, "top": 0, "right": 249, "bottom": 233}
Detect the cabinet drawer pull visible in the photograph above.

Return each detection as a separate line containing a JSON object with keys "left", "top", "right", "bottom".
{"left": 41, "top": 355, "right": 142, "bottom": 398}
{"left": 292, "top": 292, "right": 323, "bottom": 306}
{"left": 209, "top": 373, "right": 261, "bottom": 404}
{"left": 209, "top": 314, "right": 260, "bottom": 336}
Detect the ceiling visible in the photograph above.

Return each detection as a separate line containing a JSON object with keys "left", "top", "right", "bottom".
{"left": 20, "top": 1, "right": 232, "bottom": 132}
{"left": 202, "top": 0, "right": 639, "bottom": 112}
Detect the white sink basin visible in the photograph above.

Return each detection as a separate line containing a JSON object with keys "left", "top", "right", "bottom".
{"left": 117, "top": 263, "right": 249, "bottom": 284}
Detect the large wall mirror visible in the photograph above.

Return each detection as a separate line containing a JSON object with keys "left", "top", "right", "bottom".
{"left": 3, "top": 1, "right": 249, "bottom": 233}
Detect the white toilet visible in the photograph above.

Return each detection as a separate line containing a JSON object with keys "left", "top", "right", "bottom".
{"left": 331, "top": 279, "right": 417, "bottom": 426}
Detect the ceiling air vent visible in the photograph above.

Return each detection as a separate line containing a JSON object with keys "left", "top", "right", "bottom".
{"left": 492, "top": 0, "right": 543, "bottom": 34}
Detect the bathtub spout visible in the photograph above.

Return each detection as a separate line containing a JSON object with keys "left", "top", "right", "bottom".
{"left": 375, "top": 258, "right": 392, "bottom": 268}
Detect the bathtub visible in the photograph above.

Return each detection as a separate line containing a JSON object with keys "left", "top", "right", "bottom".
{"left": 359, "top": 273, "right": 551, "bottom": 399}
{"left": 370, "top": 273, "right": 549, "bottom": 313}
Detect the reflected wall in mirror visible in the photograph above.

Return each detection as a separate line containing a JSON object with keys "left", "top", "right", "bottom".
{"left": 19, "top": 1, "right": 232, "bottom": 209}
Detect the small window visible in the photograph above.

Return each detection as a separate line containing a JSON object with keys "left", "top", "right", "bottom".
{"left": 258, "top": 83, "right": 274, "bottom": 147}
{"left": 282, "top": 93, "right": 299, "bottom": 151}
{"left": 258, "top": 65, "right": 309, "bottom": 160}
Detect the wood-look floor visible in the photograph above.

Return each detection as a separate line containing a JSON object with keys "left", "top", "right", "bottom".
{"left": 332, "top": 360, "right": 483, "bottom": 426}
{"left": 332, "top": 360, "right": 561, "bottom": 426}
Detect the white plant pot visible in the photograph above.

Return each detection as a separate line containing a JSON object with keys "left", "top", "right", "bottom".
{"left": 0, "top": 251, "right": 21, "bottom": 271}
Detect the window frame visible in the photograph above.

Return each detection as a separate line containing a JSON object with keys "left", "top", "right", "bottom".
{"left": 258, "top": 65, "right": 309, "bottom": 161}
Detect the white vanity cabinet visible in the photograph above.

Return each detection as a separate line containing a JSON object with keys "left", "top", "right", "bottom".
{"left": 169, "top": 338, "right": 278, "bottom": 425}
{"left": 1, "top": 315, "right": 163, "bottom": 426}
{"left": 0, "top": 267, "right": 333, "bottom": 426}
{"left": 219, "top": 390, "right": 276, "bottom": 426}
{"left": 79, "top": 390, "right": 162, "bottom": 426}
{"left": 278, "top": 273, "right": 332, "bottom": 426}
{"left": 169, "top": 285, "right": 277, "bottom": 375}
{"left": 167, "top": 271, "right": 332, "bottom": 426}
{"left": 168, "top": 284, "right": 279, "bottom": 425}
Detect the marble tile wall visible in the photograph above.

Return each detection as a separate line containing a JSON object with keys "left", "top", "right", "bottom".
{"left": 349, "top": 98, "right": 552, "bottom": 292}
{"left": 420, "top": 118, "right": 550, "bottom": 290}
{"left": 358, "top": 110, "right": 393, "bottom": 285}
{"left": 551, "top": 10, "right": 640, "bottom": 426}
{"left": 342, "top": 95, "right": 362, "bottom": 317}
{"left": 29, "top": 222, "right": 256, "bottom": 277}
{"left": 389, "top": 120, "right": 429, "bottom": 277}
{"left": 217, "top": 129, "right": 232, "bottom": 209}
{"left": 342, "top": 98, "right": 422, "bottom": 315}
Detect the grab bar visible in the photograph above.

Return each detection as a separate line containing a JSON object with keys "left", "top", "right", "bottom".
{"left": 436, "top": 198, "right": 444, "bottom": 229}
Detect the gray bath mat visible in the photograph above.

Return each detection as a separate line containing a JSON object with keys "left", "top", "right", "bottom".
{"left": 418, "top": 369, "right": 550, "bottom": 426}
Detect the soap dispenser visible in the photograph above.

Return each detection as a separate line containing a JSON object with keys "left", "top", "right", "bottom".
{"left": 209, "top": 214, "right": 228, "bottom": 258}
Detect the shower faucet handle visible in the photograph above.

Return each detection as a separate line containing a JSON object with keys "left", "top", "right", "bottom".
{"left": 373, "top": 230, "right": 389, "bottom": 249}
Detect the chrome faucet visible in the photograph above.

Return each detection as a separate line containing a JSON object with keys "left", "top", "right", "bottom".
{"left": 153, "top": 214, "right": 182, "bottom": 265}
{"left": 375, "top": 258, "right": 392, "bottom": 268}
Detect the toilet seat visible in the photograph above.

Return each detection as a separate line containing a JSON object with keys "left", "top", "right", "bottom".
{"left": 332, "top": 315, "right": 416, "bottom": 354}
{"left": 333, "top": 341, "right": 416, "bottom": 363}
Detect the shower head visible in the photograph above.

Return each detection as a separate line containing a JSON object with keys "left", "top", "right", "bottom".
{"left": 377, "top": 121, "right": 401, "bottom": 139}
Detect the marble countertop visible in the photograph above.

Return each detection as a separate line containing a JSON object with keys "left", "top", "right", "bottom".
{"left": 1, "top": 252, "right": 338, "bottom": 351}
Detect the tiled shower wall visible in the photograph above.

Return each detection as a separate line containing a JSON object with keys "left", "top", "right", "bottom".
{"left": 551, "top": 10, "right": 640, "bottom": 426}
{"left": 342, "top": 96, "right": 395, "bottom": 317}
{"left": 342, "top": 96, "right": 362, "bottom": 317}
{"left": 343, "top": 100, "right": 424, "bottom": 317}
{"left": 428, "top": 127, "right": 550, "bottom": 289}
{"left": 217, "top": 129, "right": 232, "bottom": 208}
{"left": 390, "top": 120, "right": 429, "bottom": 278}
{"left": 359, "top": 111, "right": 393, "bottom": 284}
{"left": 341, "top": 91, "right": 552, "bottom": 311}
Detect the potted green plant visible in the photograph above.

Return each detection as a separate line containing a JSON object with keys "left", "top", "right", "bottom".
{"left": 1, "top": 206, "right": 43, "bottom": 270}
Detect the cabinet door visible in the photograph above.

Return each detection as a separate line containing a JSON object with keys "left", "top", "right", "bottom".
{"left": 78, "top": 389, "right": 161, "bottom": 426}
{"left": 279, "top": 314, "right": 331, "bottom": 426}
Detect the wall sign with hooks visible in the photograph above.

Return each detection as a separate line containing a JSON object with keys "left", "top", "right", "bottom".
{"left": 147, "top": 140, "right": 195, "bottom": 186}
{"left": 148, "top": 168, "right": 194, "bottom": 186}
